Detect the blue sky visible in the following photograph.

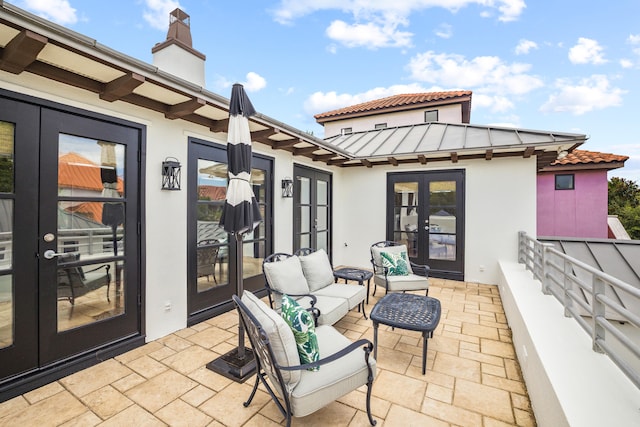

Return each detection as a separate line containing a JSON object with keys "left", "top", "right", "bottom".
{"left": 15, "top": 0, "right": 640, "bottom": 183}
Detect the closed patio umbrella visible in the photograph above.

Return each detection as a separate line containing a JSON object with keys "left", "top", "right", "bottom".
{"left": 207, "top": 83, "right": 262, "bottom": 381}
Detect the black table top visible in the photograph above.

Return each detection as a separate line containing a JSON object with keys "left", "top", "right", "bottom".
{"left": 333, "top": 267, "right": 373, "bottom": 281}
{"left": 370, "top": 293, "right": 441, "bottom": 332}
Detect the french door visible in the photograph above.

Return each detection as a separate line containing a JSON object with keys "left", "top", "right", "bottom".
{"left": 0, "top": 94, "right": 141, "bottom": 386}
{"left": 187, "top": 138, "right": 272, "bottom": 322}
{"left": 293, "top": 165, "right": 332, "bottom": 256}
{"left": 387, "top": 170, "right": 465, "bottom": 280}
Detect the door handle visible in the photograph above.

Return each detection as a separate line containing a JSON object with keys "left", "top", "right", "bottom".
{"left": 43, "top": 249, "right": 66, "bottom": 260}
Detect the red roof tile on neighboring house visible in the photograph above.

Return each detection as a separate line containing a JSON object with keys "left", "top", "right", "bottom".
{"left": 551, "top": 150, "right": 628, "bottom": 167}
{"left": 58, "top": 152, "right": 124, "bottom": 193}
{"left": 314, "top": 91, "right": 472, "bottom": 122}
{"left": 198, "top": 185, "right": 226, "bottom": 201}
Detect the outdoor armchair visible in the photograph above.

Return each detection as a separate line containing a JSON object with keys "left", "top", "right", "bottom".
{"left": 233, "top": 291, "right": 377, "bottom": 427}
{"left": 370, "top": 241, "right": 430, "bottom": 296}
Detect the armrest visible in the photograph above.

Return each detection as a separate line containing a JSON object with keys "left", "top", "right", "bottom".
{"left": 370, "top": 258, "right": 388, "bottom": 276}
{"left": 410, "top": 262, "right": 430, "bottom": 277}
{"left": 264, "top": 287, "right": 320, "bottom": 325}
{"left": 279, "top": 339, "right": 373, "bottom": 372}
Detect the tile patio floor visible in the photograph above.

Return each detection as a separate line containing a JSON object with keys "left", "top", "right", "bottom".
{"left": 0, "top": 279, "right": 536, "bottom": 426}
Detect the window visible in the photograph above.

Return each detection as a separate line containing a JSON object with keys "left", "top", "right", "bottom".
{"left": 374, "top": 123, "right": 387, "bottom": 130}
{"left": 341, "top": 127, "right": 352, "bottom": 135}
{"left": 424, "top": 110, "right": 438, "bottom": 122}
{"left": 555, "top": 174, "right": 574, "bottom": 190}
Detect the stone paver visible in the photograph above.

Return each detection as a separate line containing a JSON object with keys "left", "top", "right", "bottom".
{"left": 0, "top": 280, "right": 536, "bottom": 426}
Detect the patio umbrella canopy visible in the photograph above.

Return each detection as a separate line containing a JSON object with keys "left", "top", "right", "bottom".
{"left": 219, "top": 83, "right": 262, "bottom": 235}
{"left": 207, "top": 83, "right": 262, "bottom": 382}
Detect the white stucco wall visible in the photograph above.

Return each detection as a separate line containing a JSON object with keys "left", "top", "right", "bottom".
{"left": 331, "top": 156, "right": 537, "bottom": 285}
{"left": 152, "top": 44, "right": 206, "bottom": 87}
{"left": 323, "top": 103, "right": 462, "bottom": 137}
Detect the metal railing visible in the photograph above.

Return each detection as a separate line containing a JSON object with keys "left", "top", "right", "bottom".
{"left": 518, "top": 231, "right": 640, "bottom": 389}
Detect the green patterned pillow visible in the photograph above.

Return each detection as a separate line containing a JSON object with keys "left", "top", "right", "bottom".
{"left": 281, "top": 295, "right": 320, "bottom": 371}
{"left": 380, "top": 250, "right": 410, "bottom": 276}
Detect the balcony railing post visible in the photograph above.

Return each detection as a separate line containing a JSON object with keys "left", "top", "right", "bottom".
{"left": 540, "top": 243, "right": 552, "bottom": 295}
{"left": 518, "top": 231, "right": 525, "bottom": 264}
{"left": 592, "top": 275, "right": 606, "bottom": 354}
{"left": 563, "top": 257, "right": 573, "bottom": 318}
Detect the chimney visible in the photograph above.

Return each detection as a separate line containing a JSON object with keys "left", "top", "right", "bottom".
{"left": 152, "top": 8, "right": 206, "bottom": 87}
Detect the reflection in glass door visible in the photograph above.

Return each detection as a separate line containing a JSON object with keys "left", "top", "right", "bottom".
{"left": 188, "top": 139, "right": 272, "bottom": 321}
{"left": 293, "top": 166, "right": 332, "bottom": 255}
{"left": 388, "top": 170, "right": 465, "bottom": 280}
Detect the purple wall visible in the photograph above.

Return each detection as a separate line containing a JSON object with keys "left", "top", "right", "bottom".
{"left": 537, "top": 169, "right": 609, "bottom": 238}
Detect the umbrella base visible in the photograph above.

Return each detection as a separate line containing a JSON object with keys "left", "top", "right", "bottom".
{"left": 206, "top": 347, "right": 256, "bottom": 383}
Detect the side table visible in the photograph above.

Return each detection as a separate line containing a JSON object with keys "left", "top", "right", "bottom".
{"left": 333, "top": 267, "right": 374, "bottom": 304}
{"left": 370, "top": 292, "right": 441, "bottom": 374}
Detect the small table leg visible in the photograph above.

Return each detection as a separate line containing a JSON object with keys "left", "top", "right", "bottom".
{"left": 422, "top": 332, "right": 428, "bottom": 375}
{"left": 373, "top": 322, "right": 379, "bottom": 360}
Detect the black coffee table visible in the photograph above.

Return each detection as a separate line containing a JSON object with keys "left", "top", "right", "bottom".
{"left": 370, "top": 293, "right": 441, "bottom": 374}
{"left": 333, "top": 267, "right": 374, "bottom": 304}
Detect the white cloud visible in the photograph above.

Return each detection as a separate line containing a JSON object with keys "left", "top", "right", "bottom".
{"left": 242, "top": 72, "right": 267, "bottom": 92}
{"left": 21, "top": 0, "right": 77, "bottom": 25}
{"left": 620, "top": 59, "right": 634, "bottom": 69}
{"left": 272, "top": 1, "right": 525, "bottom": 48}
{"left": 303, "top": 83, "right": 432, "bottom": 115}
{"left": 628, "top": 34, "right": 640, "bottom": 44}
{"left": 143, "top": 0, "right": 181, "bottom": 31}
{"left": 406, "top": 51, "right": 543, "bottom": 112}
{"left": 515, "top": 39, "right": 538, "bottom": 55}
{"left": 568, "top": 37, "right": 607, "bottom": 65}
{"left": 540, "top": 75, "right": 625, "bottom": 115}
{"left": 434, "top": 23, "right": 453, "bottom": 39}
{"left": 326, "top": 20, "right": 412, "bottom": 48}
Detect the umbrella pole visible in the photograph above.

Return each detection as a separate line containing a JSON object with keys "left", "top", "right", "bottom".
{"left": 236, "top": 233, "right": 245, "bottom": 359}
{"left": 206, "top": 233, "right": 255, "bottom": 382}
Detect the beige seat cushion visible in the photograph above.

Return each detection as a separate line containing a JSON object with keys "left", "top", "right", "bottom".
{"left": 290, "top": 325, "right": 377, "bottom": 417}
{"left": 263, "top": 256, "right": 310, "bottom": 301}
{"left": 294, "top": 294, "right": 349, "bottom": 326}
{"left": 373, "top": 273, "right": 429, "bottom": 292}
{"left": 241, "top": 291, "right": 301, "bottom": 387}
{"left": 314, "top": 283, "right": 366, "bottom": 310}
{"left": 298, "top": 249, "right": 335, "bottom": 292}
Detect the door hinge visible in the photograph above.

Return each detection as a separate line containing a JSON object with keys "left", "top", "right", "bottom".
{"left": 138, "top": 294, "right": 142, "bottom": 306}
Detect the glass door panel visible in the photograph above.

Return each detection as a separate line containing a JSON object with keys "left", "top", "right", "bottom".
{"left": 0, "top": 121, "right": 15, "bottom": 350}
{"left": 428, "top": 180, "right": 457, "bottom": 261}
{"left": 293, "top": 166, "right": 332, "bottom": 256}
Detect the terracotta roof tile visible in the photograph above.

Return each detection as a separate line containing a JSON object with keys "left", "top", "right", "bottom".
{"left": 314, "top": 91, "right": 472, "bottom": 120}
{"left": 552, "top": 149, "right": 628, "bottom": 166}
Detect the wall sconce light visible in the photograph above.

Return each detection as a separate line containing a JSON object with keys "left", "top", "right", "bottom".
{"left": 281, "top": 177, "right": 293, "bottom": 198}
{"left": 161, "top": 157, "right": 181, "bottom": 190}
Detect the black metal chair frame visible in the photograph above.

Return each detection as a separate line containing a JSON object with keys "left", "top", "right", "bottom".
{"left": 233, "top": 295, "right": 377, "bottom": 427}
{"left": 370, "top": 240, "right": 430, "bottom": 297}
{"left": 57, "top": 253, "right": 112, "bottom": 306}
{"left": 262, "top": 252, "right": 321, "bottom": 325}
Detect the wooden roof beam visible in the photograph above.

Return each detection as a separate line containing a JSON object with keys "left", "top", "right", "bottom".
{"left": 523, "top": 146, "right": 535, "bottom": 158}
{"left": 327, "top": 157, "right": 348, "bottom": 166}
{"left": 362, "top": 159, "right": 373, "bottom": 168}
{"left": 165, "top": 98, "right": 206, "bottom": 119}
{"left": 210, "top": 118, "right": 229, "bottom": 133}
{"left": 388, "top": 157, "right": 398, "bottom": 166}
{"left": 451, "top": 152, "right": 458, "bottom": 163}
{"left": 251, "top": 128, "right": 279, "bottom": 140}
{"left": 0, "top": 30, "right": 47, "bottom": 74}
{"left": 294, "top": 146, "right": 320, "bottom": 155}
{"left": 100, "top": 72, "right": 145, "bottom": 102}
{"left": 485, "top": 149, "right": 493, "bottom": 160}
{"left": 418, "top": 154, "right": 427, "bottom": 164}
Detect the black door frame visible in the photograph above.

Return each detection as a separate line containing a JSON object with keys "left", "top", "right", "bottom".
{"left": 292, "top": 165, "right": 332, "bottom": 258}
{"left": 387, "top": 170, "right": 465, "bottom": 280}
{"left": 187, "top": 137, "right": 273, "bottom": 324}
{"left": 0, "top": 89, "right": 146, "bottom": 401}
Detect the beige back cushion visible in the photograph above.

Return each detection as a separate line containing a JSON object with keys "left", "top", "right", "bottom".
{"left": 263, "top": 255, "right": 310, "bottom": 295}
{"left": 241, "top": 291, "right": 301, "bottom": 387}
{"left": 371, "top": 244, "right": 413, "bottom": 274}
{"left": 298, "top": 249, "right": 334, "bottom": 292}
